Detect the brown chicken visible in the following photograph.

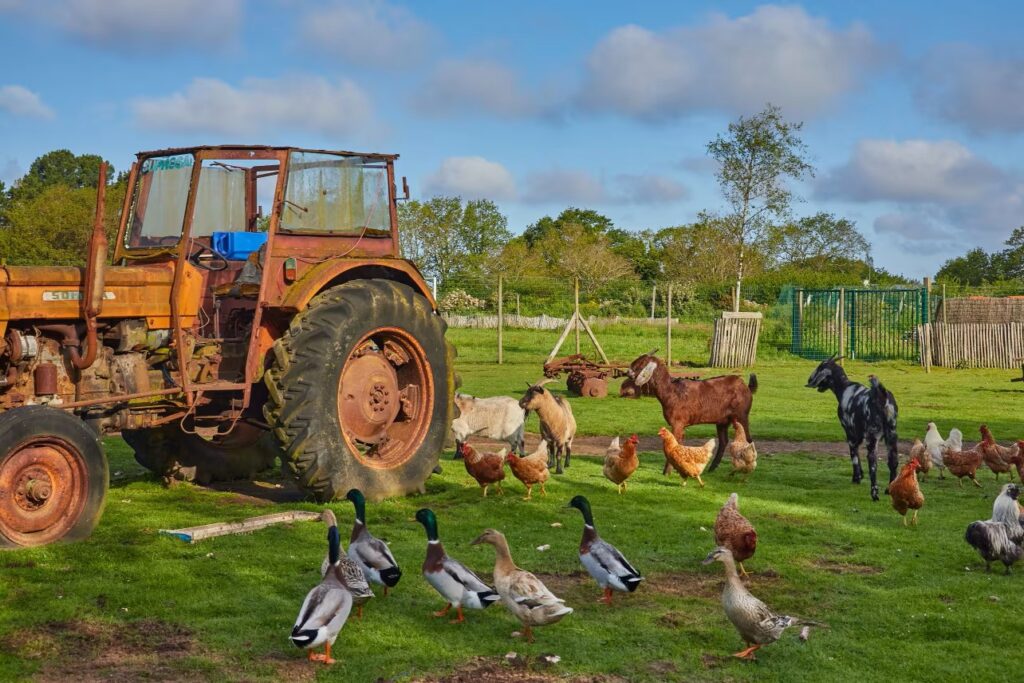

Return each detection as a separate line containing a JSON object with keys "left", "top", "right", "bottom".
{"left": 657, "top": 427, "right": 716, "bottom": 487}
{"left": 714, "top": 493, "right": 757, "bottom": 576}
{"left": 726, "top": 418, "right": 758, "bottom": 481}
{"left": 978, "top": 425, "right": 1020, "bottom": 481}
{"left": 1016, "top": 441, "right": 1024, "bottom": 483}
{"left": 888, "top": 457, "right": 924, "bottom": 525}
{"left": 507, "top": 439, "right": 550, "bottom": 500}
{"left": 942, "top": 443, "right": 983, "bottom": 488}
{"left": 458, "top": 441, "right": 506, "bottom": 497}
{"left": 908, "top": 438, "right": 931, "bottom": 479}
{"left": 603, "top": 434, "right": 640, "bottom": 493}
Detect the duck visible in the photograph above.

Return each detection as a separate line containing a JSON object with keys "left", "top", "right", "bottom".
{"left": 415, "top": 508, "right": 501, "bottom": 623}
{"left": 567, "top": 495, "right": 643, "bottom": 604}
{"left": 345, "top": 488, "right": 402, "bottom": 596}
{"left": 702, "top": 546, "right": 822, "bottom": 660}
{"left": 290, "top": 511, "right": 360, "bottom": 664}
{"left": 318, "top": 509, "right": 375, "bottom": 618}
{"left": 470, "top": 528, "right": 573, "bottom": 642}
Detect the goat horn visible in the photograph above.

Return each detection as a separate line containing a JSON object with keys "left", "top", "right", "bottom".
{"left": 646, "top": 348, "right": 659, "bottom": 356}
{"left": 525, "top": 381, "right": 533, "bottom": 388}
{"left": 536, "top": 378, "right": 556, "bottom": 387}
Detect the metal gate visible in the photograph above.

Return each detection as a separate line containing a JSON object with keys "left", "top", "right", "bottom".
{"left": 791, "top": 287, "right": 927, "bottom": 361}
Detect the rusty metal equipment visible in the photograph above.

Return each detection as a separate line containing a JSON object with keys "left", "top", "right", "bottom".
{"left": 542, "top": 354, "right": 701, "bottom": 399}
{"left": 0, "top": 145, "right": 454, "bottom": 547}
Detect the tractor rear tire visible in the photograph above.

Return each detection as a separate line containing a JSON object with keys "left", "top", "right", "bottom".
{"left": 123, "top": 424, "right": 279, "bottom": 484}
{"left": 0, "top": 406, "right": 108, "bottom": 547}
{"left": 264, "top": 279, "right": 454, "bottom": 502}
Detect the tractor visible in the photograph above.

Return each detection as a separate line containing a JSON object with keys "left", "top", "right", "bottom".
{"left": 0, "top": 145, "right": 455, "bottom": 547}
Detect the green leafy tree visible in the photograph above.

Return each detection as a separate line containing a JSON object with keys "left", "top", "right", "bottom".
{"left": 521, "top": 207, "right": 614, "bottom": 247}
{"left": 0, "top": 182, "right": 126, "bottom": 266}
{"left": 935, "top": 247, "right": 993, "bottom": 286}
{"left": 771, "top": 212, "right": 870, "bottom": 268}
{"left": 397, "top": 197, "right": 511, "bottom": 284}
{"left": 707, "top": 104, "right": 814, "bottom": 310}
{"left": 991, "top": 226, "right": 1024, "bottom": 280}
{"left": 9, "top": 149, "right": 114, "bottom": 202}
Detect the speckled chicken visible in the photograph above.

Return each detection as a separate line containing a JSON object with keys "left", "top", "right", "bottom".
{"left": 888, "top": 457, "right": 924, "bottom": 525}
{"left": 458, "top": 441, "right": 506, "bottom": 497}
{"left": 979, "top": 425, "right": 1020, "bottom": 481}
{"left": 657, "top": 427, "right": 715, "bottom": 487}
{"left": 714, "top": 493, "right": 757, "bottom": 576}
{"left": 908, "top": 438, "right": 931, "bottom": 479}
{"left": 506, "top": 439, "right": 550, "bottom": 499}
{"left": 726, "top": 419, "right": 758, "bottom": 481}
{"left": 603, "top": 434, "right": 640, "bottom": 493}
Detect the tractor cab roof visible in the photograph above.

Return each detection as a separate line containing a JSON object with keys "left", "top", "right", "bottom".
{"left": 135, "top": 145, "right": 398, "bottom": 161}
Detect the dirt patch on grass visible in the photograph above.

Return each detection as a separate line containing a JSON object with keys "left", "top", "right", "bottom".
{"left": 811, "top": 557, "right": 883, "bottom": 575}
{"left": 2, "top": 618, "right": 202, "bottom": 682}
{"left": 2, "top": 558, "right": 37, "bottom": 569}
{"left": 411, "top": 656, "right": 627, "bottom": 683}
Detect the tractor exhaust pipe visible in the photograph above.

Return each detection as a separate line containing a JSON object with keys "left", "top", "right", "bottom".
{"left": 71, "top": 162, "right": 107, "bottom": 370}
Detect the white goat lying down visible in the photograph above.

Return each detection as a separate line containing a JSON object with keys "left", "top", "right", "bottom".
{"left": 451, "top": 393, "right": 526, "bottom": 458}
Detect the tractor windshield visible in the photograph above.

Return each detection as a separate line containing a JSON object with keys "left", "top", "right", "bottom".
{"left": 280, "top": 151, "right": 390, "bottom": 235}
{"left": 124, "top": 153, "right": 195, "bottom": 249}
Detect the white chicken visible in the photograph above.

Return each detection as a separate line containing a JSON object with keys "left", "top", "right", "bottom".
{"left": 924, "top": 423, "right": 961, "bottom": 479}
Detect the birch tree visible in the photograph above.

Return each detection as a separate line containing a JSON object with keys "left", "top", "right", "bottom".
{"left": 707, "top": 104, "right": 813, "bottom": 310}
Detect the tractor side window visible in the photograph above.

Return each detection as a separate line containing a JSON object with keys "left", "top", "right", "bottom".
{"left": 280, "top": 151, "right": 390, "bottom": 235}
{"left": 125, "top": 154, "right": 194, "bottom": 248}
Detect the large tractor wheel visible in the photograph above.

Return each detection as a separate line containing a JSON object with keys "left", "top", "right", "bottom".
{"left": 264, "top": 279, "right": 454, "bottom": 502}
{"left": 123, "top": 423, "right": 279, "bottom": 484}
{"left": 0, "top": 406, "right": 108, "bottom": 547}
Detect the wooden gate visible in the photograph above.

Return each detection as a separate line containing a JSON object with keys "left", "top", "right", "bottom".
{"left": 709, "top": 312, "right": 762, "bottom": 367}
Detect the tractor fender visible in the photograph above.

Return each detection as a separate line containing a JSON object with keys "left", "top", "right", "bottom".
{"left": 274, "top": 259, "right": 437, "bottom": 314}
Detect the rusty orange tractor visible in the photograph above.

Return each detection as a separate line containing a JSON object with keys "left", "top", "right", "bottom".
{"left": 0, "top": 146, "right": 455, "bottom": 547}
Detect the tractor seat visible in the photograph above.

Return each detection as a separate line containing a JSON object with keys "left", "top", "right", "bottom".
{"left": 213, "top": 245, "right": 264, "bottom": 298}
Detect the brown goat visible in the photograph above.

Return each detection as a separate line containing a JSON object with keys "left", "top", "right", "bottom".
{"left": 627, "top": 350, "right": 756, "bottom": 473}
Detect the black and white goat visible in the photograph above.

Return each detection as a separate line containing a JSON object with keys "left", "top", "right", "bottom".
{"left": 806, "top": 355, "right": 898, "bottom": 501}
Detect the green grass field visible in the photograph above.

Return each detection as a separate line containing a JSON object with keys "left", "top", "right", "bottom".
{"left": 0, "top": 325, "right": 1021, "bottom": 682}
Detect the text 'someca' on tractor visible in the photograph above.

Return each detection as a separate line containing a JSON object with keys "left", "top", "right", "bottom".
{"left": 0, "top": 146, "right": 455, "bottom": 547}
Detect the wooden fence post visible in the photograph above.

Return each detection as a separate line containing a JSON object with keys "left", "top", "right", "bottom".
{"left": 666, "top": 284, "right": 673, "bottom": 365}
{"left": 497, "top": 274, "right": 504, "bottom": 365}
{"left": 838, "top": 288, "right": 846, "bottom": 364}
{"left": 574, "top": 277, "right": 580, "bottom": 355}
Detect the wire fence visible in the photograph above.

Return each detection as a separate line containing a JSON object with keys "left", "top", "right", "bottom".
{"left": 437, "top": 274, "right": 1024, "bottom": 366}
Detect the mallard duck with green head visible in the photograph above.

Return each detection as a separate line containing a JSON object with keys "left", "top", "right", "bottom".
{"left": 703, "top": 546, "right": 822, "bottom": 660}
{"left": 318, "top": 509, "right": 374, "bottom": 618}
{"left": 415, "top": 508, "right": 500, "bottom": 623}
{"left": 470, "top": 528, "right": 572, "bottom": 642}
{"left": 346, "top": 488, "right": 402, "bottom": 595}
{"left": 567, "top": 495, "right": 643, "bottom": 605}
{"left": 290, "top": 511, "right": 359, "bottom": 664}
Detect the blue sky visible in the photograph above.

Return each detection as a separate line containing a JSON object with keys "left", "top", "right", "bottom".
{"left": 1, "top": 1, "right": 1022, "bottom": 278}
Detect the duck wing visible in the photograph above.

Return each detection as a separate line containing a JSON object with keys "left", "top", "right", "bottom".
{"left": 508, "top": 570, "right": 564, "bottom": 607}
{"left": 294, "top": 582, "right": 353, "bottom": 633}
{"left": 589, "top": 539, "right": 642, "bottom": 582}
{"left": 353, "top": 533, "right": 400, "bottom": 571}
{"left": 442, "top": 556, "right": 494, "bottom": 593}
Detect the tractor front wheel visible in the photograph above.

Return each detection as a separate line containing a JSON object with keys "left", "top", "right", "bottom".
{"left": 264, "top": 279, "right": 453, "bottom": 501}
{"left": 0, "top": 406, "right": 108, "bottom": 547}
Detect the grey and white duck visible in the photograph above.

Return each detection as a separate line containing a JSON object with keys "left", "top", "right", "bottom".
{"left": 567, "top": 495, "right": 643, "bottom": 604}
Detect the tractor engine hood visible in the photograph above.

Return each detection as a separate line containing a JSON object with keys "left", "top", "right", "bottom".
{"left": 0, "top": 262, "right": 203, "bottom": 337}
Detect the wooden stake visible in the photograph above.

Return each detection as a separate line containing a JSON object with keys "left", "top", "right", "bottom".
{"left": 838, "top": 288, "right": 846, "bottom": 364}
{"left": 574, "top": 277, "right": 580, "bottom": 355}
{"left": 650, "top": 284, "right": 656, "bottom": 320}
{"left": 666, "top": 284, "right": 673, "bottom": 365}
{"left": 497, "top": 274, "right": 504, "bottom": 365}
{"left": 159, "top": 510, "right": 322, "bottom": 543}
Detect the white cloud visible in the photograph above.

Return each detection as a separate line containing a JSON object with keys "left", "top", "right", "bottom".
{"left": 915, "top": 45, "right": 1024, "bottom": 134}
{"left": 422, "top": 157, "right": 516, "bottom": 201}
{"left": 412, "top": 60, "right": 550, "bottom": 119}
{"left": 0, "top": 85, "right": 55, "bottom": 119}
{"left": 299, "top": 0, "right": 433, "bottom": 68}
{"left": 819, "top": 139, "right": 1003, "bottom": 204}
{"left": 822, "top": 138, "right": 1024, "bottom": 248}
{"left": 578, "top": 5, "right": 881, "bottom": 120}
{"left": 3, "top": 0, "right": 241, "bottom": 49}
{"left": 132, "top": 76, "right": 372, "bottom": 137}
{"left": 522, "top": 169, "right": 607, "bottom": 204}
{"left": 615, "top": 173, "right": 688, "bottom": 204}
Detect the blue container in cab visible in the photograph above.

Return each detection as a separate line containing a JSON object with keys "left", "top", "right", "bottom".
{"left": 212, "top": 231, "right": 268, "bottom": 260}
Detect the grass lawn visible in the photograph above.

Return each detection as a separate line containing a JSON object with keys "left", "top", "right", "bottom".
{"left": 0, "top": 325, "right": 1021, "bottom": 681}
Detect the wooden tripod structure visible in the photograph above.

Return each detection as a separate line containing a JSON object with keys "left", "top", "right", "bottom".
{"left": 546, "top": 278, "right": 609, "bottom": 364}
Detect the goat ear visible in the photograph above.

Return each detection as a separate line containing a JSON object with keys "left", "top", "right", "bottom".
{"left": 634, "top": 360, "right": 657, "bottom": 386}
